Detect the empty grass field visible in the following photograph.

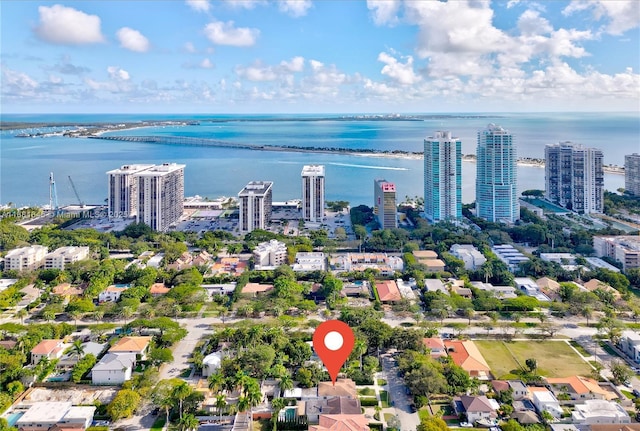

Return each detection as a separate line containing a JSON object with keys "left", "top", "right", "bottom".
{"left": 475, "top": 340, "right": 592, "bottom": 379}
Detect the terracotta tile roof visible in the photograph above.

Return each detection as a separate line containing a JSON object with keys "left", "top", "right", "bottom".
{"left": 492, "top": 380, "right": 510, "bottom": 393}
{"left": 110, "top": 336, "right": 152, "bottom": 353}
{"left": 423, "top": 337, "right": 445, "bottom": 350}
{"left": 308, "top": 414, "right": 370, "bottom": 431}
{"left": 444, "top": 340, "right": 491, "bottom": 374}
{"left": 459, "top": 395, "right": 495, "bottom": 414}
{"left": 241, "top": 283, "right": 273, "bottom": 294}
{"left": 375, "top": 280, "right": 401, "bottom": 302}
{"left": 545, "top": 376, "right": 615, "bottom": 399}
{"left": 149, "top": 283, "right": 170, "bottom": 295}
{"left": 31, "top": 339, "right": 63, "bottom": 354}
{"left": 318, "top": 379, "right": 358, "bottom": 398}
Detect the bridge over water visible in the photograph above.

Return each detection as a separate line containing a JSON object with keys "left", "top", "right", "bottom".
{"left": 89, "top": 134, "right": 375, "bottom": 155}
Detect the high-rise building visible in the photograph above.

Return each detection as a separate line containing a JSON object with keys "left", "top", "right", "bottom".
{"left": 424, "top": 131, "right": 462, "bottom": 222}
{"left": 107, "top": 164, "right": 154, "bottom": 218}
{"left": 301, "top": 165, "right": 325, "bottom": 222}
{"left": 238, "top": 181, "right": 273, "bottom": 233}
{"left": 135, "top": 163, "right": 185, "bottom": 231}
{"left": 476, "top": 124, "right": 519, "bottom": 223}
{"left": 545, "top": 142, "right": 603, "bottom": 214}
{"left": 374, "top": 178, "right": 397, "bottom": 229}
{"left": 625, "top": 153, "right": 640, "bottom": 196}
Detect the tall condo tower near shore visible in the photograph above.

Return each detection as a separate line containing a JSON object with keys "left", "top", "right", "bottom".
{"left": 107, "top": 164, "right": 154, "bottom": 218}
{"left": 135, "top": 163, "right": 185, "bottom": 231}
{"left": 238, "top": 181, "right": 273, "bottom": 233}
{"left": 545, "top": 142, "right": 603, "bottom": 214}
{"left": 476, "top": 124, "right": 519, "bottom": 223}
{"left": 625, "top": 154, "right": 640, "bottom": 196}
{"left": 301, "top": 165, "right": 325, "bottom": 223}
{"left": 374, "top": 178, "right": 398, "bottom": 229}
{"left": 424, "top": 131, "right": 462, "bottom": 222}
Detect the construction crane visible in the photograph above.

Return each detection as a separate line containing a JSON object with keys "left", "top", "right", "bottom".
{"left": 49, "top": 172, "right": 59, "bottom": 214}
{"left": 68, "top": 176, "right": 85, "bottom": 208}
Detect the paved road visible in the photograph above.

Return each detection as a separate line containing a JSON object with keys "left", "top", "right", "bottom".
{"left": 380, "top": 353, "right": 420, "bottom": 431}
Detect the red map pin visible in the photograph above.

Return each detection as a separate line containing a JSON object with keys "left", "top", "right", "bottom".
{"left": 313, "top": 320, "right": 355, "bottom": 385}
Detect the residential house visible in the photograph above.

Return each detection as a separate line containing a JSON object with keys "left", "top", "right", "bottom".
{"left": 584, "top": 279, "right": 621, "bottom": 300}
{"left": 303, "top": 397, "right": 361, "bottom": 424}
{"left": 52, "top": 283, "right": 84, "bottom": 302}
{"left": 210, "top": 257, "right": 247, "bottom": 276}
{"left": 444, "top": 340, "right": 492, "bottom": 379}
{"left": 149, "top": 283, "right": 170, "bottom": 297}
{"left": 318, "top": 379, "right": 358, "bottom": 399}
{"left": 572, "top": 400, "right": 630, "bottom": 424}
{"left": 413, "top": 250, "right": 447, "bottom": 272}
{"left": 515, "top": 277, "right": 551, "bottom": 302}
{"left": 16, "top": 402, "right": 95, "bottom": 431}
{"left": 192, "top": 250, "right": 213, "bottom": 267}
{"left": 202, "top": 351, "right": 223, "bottom": 377}
{"left": 424, "top": 279, "right": 449, "bottom": 295}
{"left": 492, "top": 380, "right": 529, "bottom": 401}
{"left": 98, "top": 284, "right": 130, "bottom": 303}
{"left": 91, "top": 353, "right": 136, "bottom": 385}
{"left": 109, "top": 336, "right": 152, "bottom": 359}
{"left": 530, "top": 387, "right": 563, "bottom": 418}
{"left": 620, "top": 331, "right": 640, "bottom": 363}
{"left": 31, "top": 339, "right": 65, "bottom": 365}
{"left": 471, "top": 281, "right": 517, "bottom": 299}
{"left": 511, "top": 411, "right": 541, "bottom": 425}
{"left": 341, "top": 281, "right": 370, "bottom": 298}
{"left": 202, "top": 283, "right": 237, "bottom": 298}
{"left": 453, "top": 395, "right": 498, "bottom": 423}
{"left": 545, "top": 376, "right": 617, "bottom": 401}
{"left": 166, "top": 251, "right": 193, "bottom": 271}
{"left": 241, "top": 282, "right": 274, "bottom": 297}
{"left": 292, "top": 252, "right": 326, "bottom": 272}
{"left": 536, "top": 277, "right": 561, "bottom": 301}
{"left": 450, "top": 244, "right": 487, "bottom": 270}
{"left": 308, "top": 414, "right": 370, "bottom": 431}
{"left": 375, "top": 280, "right": 402, "bottom": 302}
{"left": 423, "top": 338, "right": 447, "bottom": 359}
{"left": 396, "top": 279, "right": 417, "bottom": 300}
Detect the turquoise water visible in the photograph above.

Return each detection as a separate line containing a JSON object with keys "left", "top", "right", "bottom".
{"left": 0, "top": 113, "right": 634, "bottom": 207}
{"left": 6, "top": 412, "right": 24, "bottom": 426}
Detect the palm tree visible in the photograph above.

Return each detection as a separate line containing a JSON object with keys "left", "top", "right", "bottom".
{"left": 118, "top": 306, "right": 134, "bottom": 326}
{"left": 67, "top": 339, "right": 85, "bottom": 359}
{"left": 172, "top": 381, "right": 192, "bottom": 419}
{"left": 208, "top": 372, "right": 225, "bottom": 394}
{"left": 92, "top": 309, "right": 104, "bottom": 323}
{"left": 215, "top": 394, "right": 227, "bottom": 421}
{"left": 245, "top": 384, "right": 263, "bottom": 408}
{"left": 481, "top": 261, "right": 494, "bottom": 284}
{"left": 15, "top": 309, "right": 28, "bottom": 324}
{"left": 68, "top": 309, "right": 83, "bottom": 330}
{"left": 279, "top": 373, "right": 294, "bottom": 396}
{"left": 178, "top": 413, "right": 199, "bottom": 431}
{"left": 157, "top": 393, "right": 174, "bottom": 427}
{"left": 352, "top": 339, "right": 367, "bottom": 371}
{"left": 581, "top": 306, "right": 594, "bottom": 326}
{"left": 271, "top": 397, "right": 286, "bottom": 419}
{"left": 237, "top": 396, "right": 250, "bottom": 413}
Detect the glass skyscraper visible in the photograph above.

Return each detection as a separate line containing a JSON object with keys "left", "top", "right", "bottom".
{"left": 424, "top": 131, "right": 462, "bottom": 222}
{"left": 476, "top": 124, "right": 519, "bottom": 223}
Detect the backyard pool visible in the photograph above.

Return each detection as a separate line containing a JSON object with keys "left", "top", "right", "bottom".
{"left": 6, "top": 412, "right": 24, "bottom": 427}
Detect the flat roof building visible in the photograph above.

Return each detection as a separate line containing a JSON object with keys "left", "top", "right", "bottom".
{"left": 302, "top": 165, "right": 325, "bottom": 223}
{"left": 253, "top": 239, "right": 287, "bottom": 270}
{"left": 135, "top": 163, "right": 185, "bottom": 231}
{"left": 545, "top": 142, "right": 603, "bottom": 214}
{"left": 374, "top": 178, "right": 397, "bottom": 229}
{"left": 424, "top": 131, "right": 462, "bottom": 222}
{"left": 4, "top": 245, "right": 48, "bottom": 271}
{"left": 292, "top": 252, "right": 326, "bottom": 272}
{"left": 476, "top": 124, "right": 519, "bottom": 223}
{"left": 593, "top": 236, "right": 640, "bottom": 272}
{"left": 238, "top": 181, "right": 273, "bottom": 233}
{"left": 107, "top": 164, "right": 154, "bottom": 218}
{"left": 450, "top": 244, "right": 487, "bottom": 270}
{"left": 625, "top": 153, "right": 640, "bottom": 196}
{"left": 44, "top": 246, "right": 90, "bottom": 270}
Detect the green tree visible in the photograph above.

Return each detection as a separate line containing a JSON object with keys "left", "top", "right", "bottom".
{"left": 107, "top": 389, "right": 141, "bottom": 420}
{"left": 149, "top": 347, "right": 174, "bottom": 367}
{"left": 178, "top": 413, "right": 199, "bottom": 431}
{"left": 417, "top": 416, "right": 448, "bottom": 431}
{"left": 611, "top": 360, "right": 632, "bottom": 385}
{"left": 172, "top": 381, "right": 192, "bottom": 419}
{"left": 525, "top": 358, "right": 537, "bottom": 374}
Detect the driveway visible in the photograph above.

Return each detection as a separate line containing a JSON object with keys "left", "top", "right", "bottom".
{"left": 380, "top": 353, "right": 420, "bottom": 431}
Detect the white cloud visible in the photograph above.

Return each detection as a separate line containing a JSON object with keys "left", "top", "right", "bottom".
{"left": 116, "top": 27, "right": 150, "bottom": 52}
{"left": 34, "top": 4, "right": 105, "bottom": 45}
{"left": 309, "top": 60, "right": 324, "bottom": 71}
{"left": 204, "top": 20, "right": 259, "bottom": 46}
{"left": 186, "top": 0, "right": 211, "bottom": 12}
{"left": 184, "top": 42, "right": 197, "bottom": 53}
{"left": 563, "top": 0, "right": 640, "bottom": 35}
{"left": 236, "top": 63, "right": 278, "bottom": 81}
{"left": 507, "top": 0, "right": 521, "bottom": 8}
{"left": 107, "top": 66, "right": 130, "bottom": 81}
{"left": 517, "top": 10, "right": 552, "bottom": 36}
{"left": 201, "top": 58, "right": 214, "bottom": 69}
{"left": 378, "top": 52, "right": 420, "bottom": 85}
{"left": 223, "top": 0, "right": 265, "bottom": 9}
{"left": 278, "top": 0, "right": 312, "bottom": 17}
{"left": 1, "top": 67, "right": 39, "bottom": 93}
{"left": 280, "top": 56, "right": 305, "bottom": 72}
{"left": 367, "top": 0, "right": 401, "bottom": 25}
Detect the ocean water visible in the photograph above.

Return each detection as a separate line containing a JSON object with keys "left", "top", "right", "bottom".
{"left": 0, "top": 113, "right": 636, "bottom": 207}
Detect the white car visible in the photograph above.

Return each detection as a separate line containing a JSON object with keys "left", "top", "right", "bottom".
{"left": 459, "top": 422, "right": 473, "bottom": 428}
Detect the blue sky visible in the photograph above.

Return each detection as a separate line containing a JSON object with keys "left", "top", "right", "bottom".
{"left": 1, "top": 0, "right": 639, "bottom": 113}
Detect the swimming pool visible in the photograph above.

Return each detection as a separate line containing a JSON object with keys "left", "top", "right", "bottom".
{"left": 6, "top": 412, "right": 24, "bottom": 427}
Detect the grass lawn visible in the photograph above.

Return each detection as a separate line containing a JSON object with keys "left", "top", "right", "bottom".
{"left": 621, "top": 390, "right": 635, "bottom": 399}
{"left": 380, "top": 390, "right": 390, "bottom": 408}
{"left": 569, "top": 340, "right": 591, "bottom": 357}
{"left": 150, "top": 417, "right": 165, "bottom": 431}
{"left": 252, "top": 419, "right": 271, "bottom": 431}
{"left": 359, "top": 387, "right": 375, "bottom": 396}
{"left": 377, "top": 379, "right": 387, "bottom": 386}
{"left": 384, "top": 413, "right": 396, "bottom": 423}
{"left": 418, "top": 409, "right": 430, "bottom": 422}
{"left": 476, "top": 340, "right": 592, "bottom": 378}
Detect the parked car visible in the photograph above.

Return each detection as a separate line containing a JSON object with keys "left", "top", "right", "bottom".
{"left": 459, "top": 422, "right": 473, "bottom": 428}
